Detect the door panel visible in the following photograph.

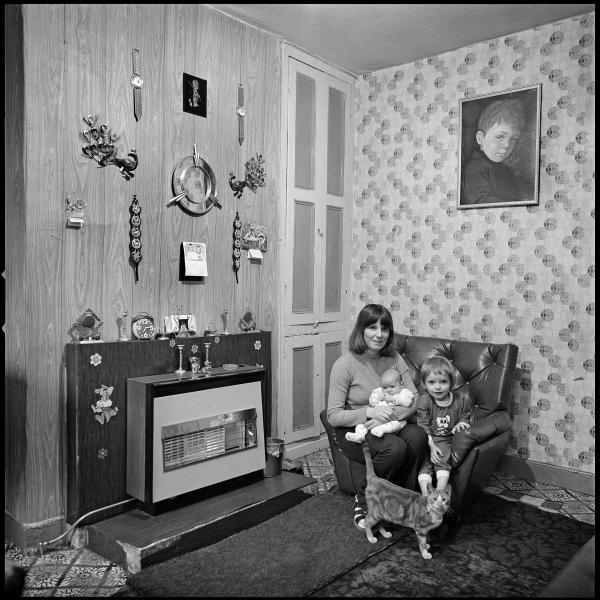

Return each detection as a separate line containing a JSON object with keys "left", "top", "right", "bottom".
{"left": 279, "top": 46, "right": 354, "bottom": 444}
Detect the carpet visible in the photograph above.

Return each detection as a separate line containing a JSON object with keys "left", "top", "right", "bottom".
{"left": 311, "top": 492, "right": 595, "bottom": 597}
{"left": 114, "top": 493, "right": 396, "bottom": 597}
{"left": 115, "top": 492, "right": 594, "bottom": 597}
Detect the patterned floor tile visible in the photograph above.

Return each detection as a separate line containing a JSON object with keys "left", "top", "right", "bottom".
{"left": 54, "top": 587, "right": 96, "bottom": 596}
{"left": 558, "top": 500, "right": 595, "bottom": 514}
{"left": 537, "top": 488, "right": 578, "bottom": 501}
{"left": 497, "top": 478, "right": 535, "bottom": 492}
{"left": 100, "top": 566, "right": 128, "bottom": 587}
{"left": 540, "top": 499, "right": 564, "bottom": 511}
{"left": 570, "top": 513, "right": 595, "bottom": 525}
{"left": 58, "top": 565, "right": 108, "bottom": 588}
{"left": 498, "top": 489, "right": 525, "bottom": 500}
{"left": 482, "top": 485, "right": 505, "bottom": 495}
{"left": 24, "top": 564, "right": 65, "bottom": 588}
{"left": 519, "top": 495, "right": 546, "bottom": 507}
{"left": 72, "top": 548, "right": 113, "bottom": 566}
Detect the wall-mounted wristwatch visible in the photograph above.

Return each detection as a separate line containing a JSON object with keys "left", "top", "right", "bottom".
{"left": 131, "top": 49, "right": 143, "bottom": 121}
{"left": 236, "top": 83, "right": 245, "bottom": 145}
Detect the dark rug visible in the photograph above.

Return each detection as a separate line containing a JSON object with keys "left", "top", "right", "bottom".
{"left": 115, "top": 492, "right": 594, "bottom": 597}
{"left": 312, "top": 493, "right": 595, "bottom": 597}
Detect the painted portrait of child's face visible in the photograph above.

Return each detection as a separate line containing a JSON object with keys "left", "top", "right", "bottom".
{"left": 476, "top": 120, "right": 520, "bottom": 163}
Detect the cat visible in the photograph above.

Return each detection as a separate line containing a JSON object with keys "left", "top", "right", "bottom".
{"left": 361, "top": 442, "right": 451, "bottom": 559}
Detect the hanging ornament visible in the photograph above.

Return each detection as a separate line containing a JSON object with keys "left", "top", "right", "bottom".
{"left": 232, "top": 211, "right": 242, "bottom": 284}
{"left": 129, "top": 194, "right": 142, "bottom": 282}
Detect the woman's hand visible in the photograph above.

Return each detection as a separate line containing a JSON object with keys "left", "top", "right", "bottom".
{"left": 367, "top": 404, "right": 394, "bottom": 423}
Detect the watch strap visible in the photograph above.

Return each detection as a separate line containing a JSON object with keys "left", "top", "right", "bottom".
{"left": 132, "top": 48, "right": 141, "bottom": 76}
{"left": 133, "top": 88, "right": 142, "bottom": 121}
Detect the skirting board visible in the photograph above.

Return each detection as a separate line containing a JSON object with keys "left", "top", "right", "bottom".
{"left": 5, "top": 511, "right": 64, "bottom": 550}
{"left": 498, "top": 455, "right": 595, "bottom": 496}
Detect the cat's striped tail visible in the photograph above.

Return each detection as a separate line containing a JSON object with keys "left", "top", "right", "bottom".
{"left": 362, "top": 441, "right": 375, "bottom": 479}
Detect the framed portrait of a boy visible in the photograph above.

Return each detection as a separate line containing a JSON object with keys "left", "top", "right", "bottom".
{"left": 457, "top": 84, "right": 541, "bottom": 209}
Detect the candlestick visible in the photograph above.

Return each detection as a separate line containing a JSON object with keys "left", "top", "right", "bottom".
{"left": 175, "top": 344, "right": 186, "bottom": 375}
{"left": 119, "top": 311, "right": 130, "bottom": 341}
{"left": 203, "top": 342, "right": 212, "bottom": 373}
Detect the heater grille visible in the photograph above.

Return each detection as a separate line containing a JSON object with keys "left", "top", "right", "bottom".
{"left": 161, "top": 408, "right": 257, "bottom": 472}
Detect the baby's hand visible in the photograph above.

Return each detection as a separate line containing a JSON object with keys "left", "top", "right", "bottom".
{"left": 452, "top": 421, "right": 470, "bottom": 434}
{"left": 395, "top": 388, "right": 414, "bottom": 406}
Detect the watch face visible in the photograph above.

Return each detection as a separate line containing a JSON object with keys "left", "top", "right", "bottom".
{"left": 131, "top": 75, "right": 144, "bottom": 89}
{"left": 133, "top": 317, "right": 154, "bottom": 339}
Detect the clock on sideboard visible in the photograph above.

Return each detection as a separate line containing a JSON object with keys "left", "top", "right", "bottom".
{"left": 131, "top": 312, "right": 155, "bottom": 340}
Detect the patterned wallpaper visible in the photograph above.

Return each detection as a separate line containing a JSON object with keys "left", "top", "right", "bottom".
{"left": 351, "top": 13, "right": 595, "bottom": 475}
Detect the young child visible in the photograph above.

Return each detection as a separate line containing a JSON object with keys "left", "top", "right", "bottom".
{"left": 461, "top": 97, "right": 526, "bottom": 205}
{"left": 345, "top": 368, "right": 414, "bottom": 442}
{"left": 416, "top": 356, "right": 472, "bottom": 493}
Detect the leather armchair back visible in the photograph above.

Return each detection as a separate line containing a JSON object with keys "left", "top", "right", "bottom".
{"left": 395, "top": 333, "right": 518, "bottom": 420}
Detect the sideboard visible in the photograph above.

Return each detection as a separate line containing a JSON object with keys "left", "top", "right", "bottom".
{"left": 65, "top": 331, "right": 271, "bottom": 524}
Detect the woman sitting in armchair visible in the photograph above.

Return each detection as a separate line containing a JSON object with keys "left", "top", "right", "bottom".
{"left": 327, "top": 304, "right": 428, "bottom": 530}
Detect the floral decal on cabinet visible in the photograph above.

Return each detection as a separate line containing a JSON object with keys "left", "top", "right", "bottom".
{"left": 91, "top": 384, "right": 118, "bottom": 424}
{"left": 90, "top": 353, "right": 102, "bottom": 367}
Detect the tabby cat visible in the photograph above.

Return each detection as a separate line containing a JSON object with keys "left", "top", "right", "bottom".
{"left": 362, "top": 442, "right": 451, "bottom": 559}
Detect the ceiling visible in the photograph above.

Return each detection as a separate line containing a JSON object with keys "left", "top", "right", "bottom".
{"left": 207, "top": 4, "right": 594, "bottom": 75}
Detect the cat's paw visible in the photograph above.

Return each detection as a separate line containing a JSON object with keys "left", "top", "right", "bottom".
{"left": 345, "top": 432, "right": 363, "bottom": 443}
{"left": 379, "top": 528, "right": 392, "bottom": 539}
{"left": 366, "top": 534, "right": 378, "bottom": 544}
{"left": 421, "top": 550, "right": 432, "bottom": 559}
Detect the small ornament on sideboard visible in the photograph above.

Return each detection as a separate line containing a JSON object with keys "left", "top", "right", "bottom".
{"left": 131, "top": 312, "right": 155, "bottom": 340}
{"left": 119, "top": 311, "right": 130, "bottom": 341}
{"left": 238, "top": 310, "right": 256, "bottom": 332}
{"left": 69, "top": 308, "right": 103, "bottom": 343}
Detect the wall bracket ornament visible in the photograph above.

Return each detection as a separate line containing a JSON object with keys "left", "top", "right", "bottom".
{"left": 80, "top": 114, "right": 138, "bottom": 181}
{"left": 229, "top": 154, "right": 266, "bottom": 199}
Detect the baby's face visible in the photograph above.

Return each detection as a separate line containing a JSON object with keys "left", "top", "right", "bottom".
{"left": 381, "top": 375, "right": 402, "bottom": 395}
{"left": 476, "top": 120, "right": 520, "bottom": 163}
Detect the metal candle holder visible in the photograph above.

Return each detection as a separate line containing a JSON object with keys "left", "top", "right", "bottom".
{"left": 203, "top": 342, "right": 212, "bottom": 373}
{"left": 175, "top": 344, "right": 186, "bottom": 375}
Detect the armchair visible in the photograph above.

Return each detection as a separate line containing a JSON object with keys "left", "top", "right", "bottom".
{"left": 320, "top": 333, "right": 518, "bottom": 517}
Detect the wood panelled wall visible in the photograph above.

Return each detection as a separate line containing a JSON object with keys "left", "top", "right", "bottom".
{"left": 5, "top": 4, "right": 282, "bottom": 534}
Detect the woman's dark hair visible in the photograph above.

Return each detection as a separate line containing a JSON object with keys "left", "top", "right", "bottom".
{"left": 348, "top": 304, "right": 396, "bottom": 356}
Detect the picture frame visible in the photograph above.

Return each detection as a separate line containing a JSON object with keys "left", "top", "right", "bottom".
{"left": 183, "top": 73, "right": 207, "bottom": 117}
{"left": 457, "top": 83, "right": 541, "bottom": 209}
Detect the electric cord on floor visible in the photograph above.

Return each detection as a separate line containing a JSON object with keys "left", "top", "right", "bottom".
{"left": 37, "top": 497, "right": 136, "bottom": 556}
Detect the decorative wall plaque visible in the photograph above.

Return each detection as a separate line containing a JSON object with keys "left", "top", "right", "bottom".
{"left": 167, "top": 145, "right": 221, "bottom": 215}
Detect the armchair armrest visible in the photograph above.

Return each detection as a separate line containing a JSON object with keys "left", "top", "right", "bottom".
{"left": 450, "top": 410, "right": 511, "bottom": 467}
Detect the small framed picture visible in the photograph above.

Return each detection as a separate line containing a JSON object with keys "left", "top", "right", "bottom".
{"left": 183, "top": 73, "right": 207, "bottom": 117}
{"left": 458, "top": 84, "right": 541, "bottom": 209}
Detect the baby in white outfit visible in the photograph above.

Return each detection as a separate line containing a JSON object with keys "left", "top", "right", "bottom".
{"left": 345, "top": 368, "right": 414, "bottom": 442}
